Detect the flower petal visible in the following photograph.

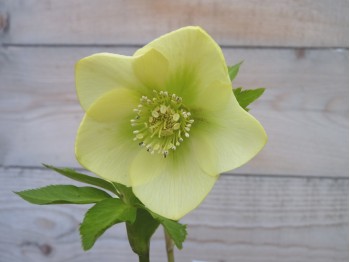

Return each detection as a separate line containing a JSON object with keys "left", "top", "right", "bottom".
{"left": 190, "top": 81, "right": 233, "bottom": 123}
{"left": 75, "top": 88, "right": 141, "bottom": 186}
{"left": 129, "top": 134, "right": 218, "bottom": 220}
{"left": 75, "top": 53, "right": 144, "bottom": 111}
{"left": 133, "top": 48, "right": 169, "bottom": 91}
{"left": 204, "top": 94, "right": 268, "bottom": 172}
{"left": 134, "top": 26, "right": 231, "bottom": 111}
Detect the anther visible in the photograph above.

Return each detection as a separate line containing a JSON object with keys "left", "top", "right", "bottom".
{"left": 173, "top": 113, "right": 180, "bottom": 122}
{"left": 173, "top": 123, "right": 181, "bottom": 130}
{"left": 152, "top": 111, "right": 159, "bottom": 118}
{"left": 136, "top": 133, "right": 144, "bottom": 139}
{"left": 160, "top": 105, "right": 167, "bottom": 114}
{"left": 131, "top": 92, "right": 193, "bottom": 157}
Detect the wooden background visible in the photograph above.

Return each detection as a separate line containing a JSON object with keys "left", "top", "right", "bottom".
{"left": 0, "top": 0, "right": 348, "bottom": 261}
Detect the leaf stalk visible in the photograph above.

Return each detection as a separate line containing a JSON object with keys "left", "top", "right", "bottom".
{"left": 164, "top": 227, "right": 175, "bottom": 262}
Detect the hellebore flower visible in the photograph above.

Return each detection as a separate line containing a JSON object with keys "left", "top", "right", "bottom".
{"left": 75, "top": 26, "right": 267, "bottom": 220}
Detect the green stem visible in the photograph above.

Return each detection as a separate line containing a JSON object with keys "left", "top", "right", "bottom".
{"left": 138, "top": 254, "right": 150, "bottom": 262}
{"left": 126, "top": 209, "right": 159, "bottom": 262}
{"left": 164, "top": 227, "right": 175, "bottom": 262}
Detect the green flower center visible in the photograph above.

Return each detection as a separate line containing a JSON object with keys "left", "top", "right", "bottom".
{"left": 131, "top": 90, "right": 194, "bottom": 158}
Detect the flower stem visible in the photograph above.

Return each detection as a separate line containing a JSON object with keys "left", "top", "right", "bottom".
{"left": 138, "top": 254, "right": 150, "bottom": 262}
{"left": 164, "top": 227, "right": 175, "bottom": 262}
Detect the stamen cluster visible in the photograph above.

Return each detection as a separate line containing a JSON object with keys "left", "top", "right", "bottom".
{"left": 131, "top": 90, "right": 194, "bottom": 157}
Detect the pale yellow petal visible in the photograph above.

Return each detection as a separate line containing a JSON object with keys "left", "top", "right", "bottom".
{"left": 204, "top": 94, "right": 268, "bottom": 172}
{"left": 134, "top": 26, "right": 231, "bottom": 111}
{"left": 129, "top": 134, "right": 218, "bottom": 220}
{"left": 190, "top": 81, "right": 233, "bottom": 120}
{"left": 75, "top": 88, "right": 141, "bottom": 186}
{"left": 133, "top": 48, "right": 169, "bottom": 91}
{"left": 75, "top": 53, "right": 144, "bottom": 111}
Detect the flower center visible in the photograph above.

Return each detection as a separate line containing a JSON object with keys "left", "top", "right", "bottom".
{"left": 131, "top": 90, "right": 194, "bottom": 158}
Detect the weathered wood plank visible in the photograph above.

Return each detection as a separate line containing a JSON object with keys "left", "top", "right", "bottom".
{"left": 0, "top": 46, "right": 348, "bottom": 177}
{"left": 1, "top": 167, "right": 348, "bottom": 262}
{"left": 1, "top": 0, "right": 348, "bottom": 47}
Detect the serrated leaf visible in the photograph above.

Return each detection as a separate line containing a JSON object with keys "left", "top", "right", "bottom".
{"left": 159, "top": 218, "right": 187, "bottom": 249}
{"left": 233, "top": 87, "right": 265, "bottom": 111}
{"left": 15, "top": 185, "right": 111, "bottom": 205}
{"left": 80, "top": 198, "right": 137, "bottom": 250}
{"left": 147, "top": 210, "right": 187, "bottom": 249}
{"left": 43, "top": 164, "right": 118, "bottom": 194}
{"left": 126, "top": 208, "right": 160, "bottom": 257}
{"left": 227, "top": 61, "right": 243, "bottom": 81}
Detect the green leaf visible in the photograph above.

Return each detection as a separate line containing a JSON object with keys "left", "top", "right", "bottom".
{"left": 80, "top": 198, "right": 137, "bottom": 250}
{"left": 147, "top": 210, "right": 187, "bottom": 249}
{"left": 126, "top": 208, "right": 160, "bottom": 257}
{"left": 227, "top": 61, "right": 243, "bottom": 81}
{"left": 15, "top": 185, "right": 111, "bottom": 205}
{"left": 233, "top": 87, "right": 265, "bottom": 111}
{"left": 43, "top": 164, "right": 118, "bottom": 194}
{"left": 112, "top": 182, "right": 141, "bottom": 206}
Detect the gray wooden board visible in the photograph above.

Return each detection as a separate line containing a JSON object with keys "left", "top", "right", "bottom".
{"left": 0, "top": 0, "right": 348, "bottom": 47}
{"left": 0, "top": 46, "right": 348, "bottom": 177}
{"left": 0, "top": 1, "right": 348, "bottom": 261}
{"left": 1, "top": 167, "right": 348, "bottom": 262}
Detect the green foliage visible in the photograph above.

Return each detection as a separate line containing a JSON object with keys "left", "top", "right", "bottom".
{"left": 227, "top": 63, "right": 265, "bottom": 111}
{"left": 43, "top": 164, "right": 118, "bottom": 194}
{"left": 126, "top": 209, "right": 160, "bottom": 257}
{"left": 80, "top": 198, "right": 137, "bottom": 250}
{"left": 227, "top": 61, "right": 243, "bottom": 81}
{"left": 147, "top": 209, "right": 187, "bottom": 249}
{"left": 15, "top": 185, "right": 111, "bottom": 205}
{"left": 113, "top": 182, "right": 141, "bottom": 206}
{"left": 233, "top": 87, "right": 265, "bottom": 111}
{"left": 18, "top": 165, "right": 188, "bottom": 255}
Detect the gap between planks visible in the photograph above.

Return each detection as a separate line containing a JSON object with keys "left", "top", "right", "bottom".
{"left": 1, "top": 165, "right": 348, "bottom": 181}
{"left": 1, "top": 43, "right": 349, "bottom": 51}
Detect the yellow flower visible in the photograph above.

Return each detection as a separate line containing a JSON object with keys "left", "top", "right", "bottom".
{"left": 75, "top": 26, "right": 267, "bottom": 220}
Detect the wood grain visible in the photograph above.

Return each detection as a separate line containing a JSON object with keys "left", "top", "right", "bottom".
{"left": 0, "top": 46, "right": 348, "bottom": 177}
{"left": 0, "top": 1, "right": 348, "bottom": 261}
{"left": 1, "top": 0, "right": 348, "bottom": 47}
{"left": 1, "top": 167, "right": 348, "bottom": 262}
